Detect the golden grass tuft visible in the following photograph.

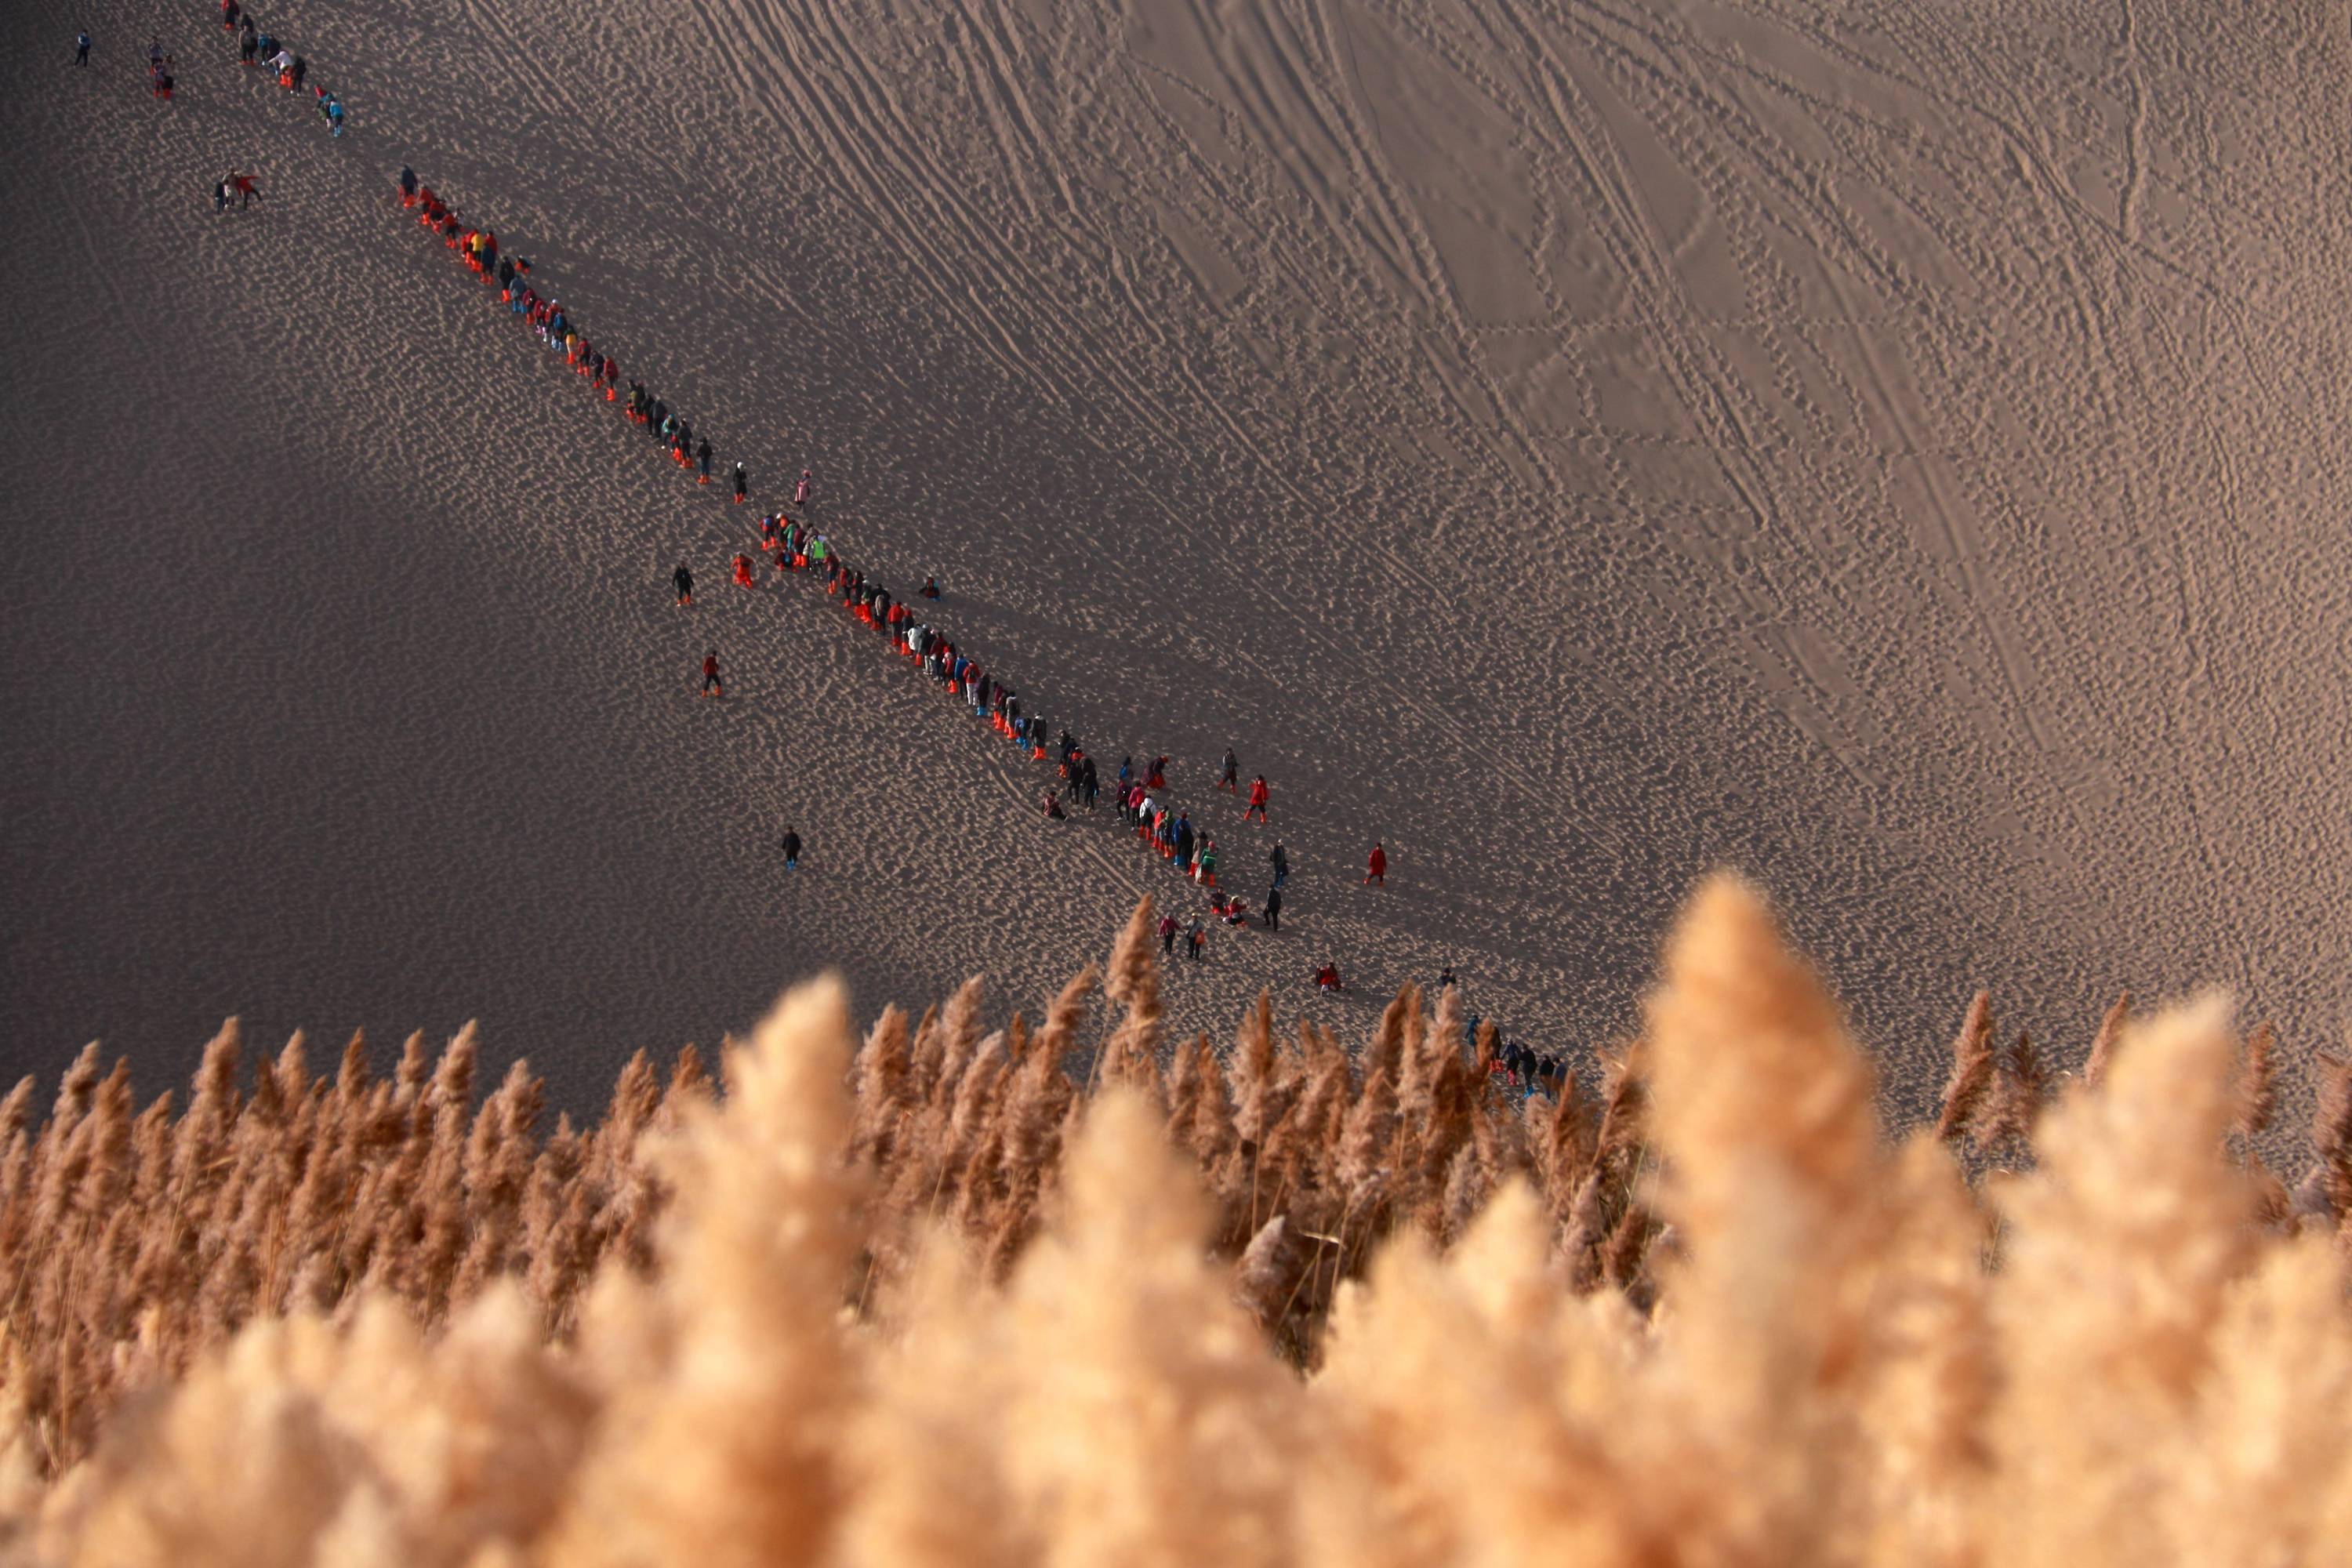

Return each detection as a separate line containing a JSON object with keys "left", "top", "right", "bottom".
{"left": 5, "top": 883, "right": 2352, "bottom": 1566}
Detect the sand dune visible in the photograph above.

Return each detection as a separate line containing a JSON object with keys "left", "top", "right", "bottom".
{"left": 4, "top": 0, "right": 2346, "bottom": 1123}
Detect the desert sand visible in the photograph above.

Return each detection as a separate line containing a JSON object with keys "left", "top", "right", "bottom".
{"left": 3, "top": 0, "right": 2344, "bottom": 1124}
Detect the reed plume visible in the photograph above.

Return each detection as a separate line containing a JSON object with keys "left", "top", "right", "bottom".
{"left": 5, "top": 887, "right": 2348, "bottom": 1568}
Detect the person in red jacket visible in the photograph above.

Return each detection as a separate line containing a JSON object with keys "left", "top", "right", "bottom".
{"left": 1363, "top": 841, "right": 1386, "bottom": 886}
{"left": 1316, "top": 963, "right": 1341, "bottom": 993}
{"left": 1244, "top": 775, "right": 1269, "bottom": 822}
{"left": 731, "top": 554, "right": 756, "bottom": 590}
{"left": 700, "top": 651, "right": 723, "bottom": 699}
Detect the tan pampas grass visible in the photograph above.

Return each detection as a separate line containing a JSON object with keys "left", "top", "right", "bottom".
{"left": 546, "top": 976, "right": 864, "bottom": 1568}
{"left": 1098, "top": 899, "right": 1163, "bottom": 1095}
{"left": 1002, "top": 1087, "right": 1300, "bottom": 1568}
{"left": 834, "top": 1227, "right": 1030, "bottom": 1568}
{"left": 2311, "top": 1049, "right": 2352, "bottom": 1221}
{"left": 14, "top": 887, "right": 2352, "bottom": 1568}
{"left": 1993, "top": 995, "right": 2253, "bottom": 1567}
{"left": 1976, "top": 1029, "right": 2049, "bottom": 1154}
{"left": 2235, "top": 1019, "right": 2278, "bottom": 1142}
{"left": 1640, "top": 872, "right": 1882, "bottom": 1563}
{"left": 1934, "top": 990, "right": 1996, "bottom": 1144}
{"left": 2083, "top": 990, "right": 2130, "bottom": 1087}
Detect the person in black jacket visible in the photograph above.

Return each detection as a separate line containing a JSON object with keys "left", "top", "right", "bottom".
{"left": 672, "top": 563, "right": 694, "bottom": 607}
{"left": 1264, "top": 885, "right": 1282, "bottom": 931}
{"left": 780, "top": 827, "right": 801, "bottom": 869}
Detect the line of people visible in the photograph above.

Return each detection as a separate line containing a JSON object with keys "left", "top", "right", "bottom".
{"left": 397, "top": 167, "right": 753, "bottom": 504}
{"left": 218, "top": 5, "right": 347, "bottom": 134}
{"left": 388, "top": 162, "right": 1424, "bottom": 1013}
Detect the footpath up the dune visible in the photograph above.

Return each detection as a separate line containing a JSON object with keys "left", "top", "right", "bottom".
{"left": 5, "top": 0, "right": 2349, "bottom": 1131}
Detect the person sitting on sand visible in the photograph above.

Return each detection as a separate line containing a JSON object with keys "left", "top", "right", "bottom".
{"left": 1316, "top": 963, "right": 1341, "bottom": 993}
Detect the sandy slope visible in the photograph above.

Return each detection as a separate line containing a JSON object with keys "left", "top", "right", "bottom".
{"left": 4, "top": 0, "right": 2347, "bottom": 1127}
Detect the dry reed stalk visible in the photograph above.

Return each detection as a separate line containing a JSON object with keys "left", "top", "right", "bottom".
{"left": 1934, "top": 991, "right": 1996, "bottom": 1144}
{"left": 1976, "top": 1029, "right": 2049, "bottom": 1155}
{"left": 1642, "top": 873, "right": 1882, "bottom": 1564}
{"left": 834, "top": 1228, "right": 1030, "bottom": 1568}
{"left": 548, "top": 977, "right": 865, "bottom": 1568}
{"left": 2082, "top": 992, "right": 2129, "bottom": 1088}
{"left": 2160, "top": 1234, "right": 2352, "bottom": 1560}
{"left": 2310, "top": 1049, "right": 2352, "bottom": 1224}
{"left": 931, "top": 977, "right": 987, "bottom": 1113}
{"left": 1097, "top": 899, "right": 1163, "bottom": 1094}
{"left": 1003, "top": 1088, "right": 1299, "bottom": 1568}
{"left": 24, "top": 886, "right": 2352, "bottom": 1566}
{"left": 1992, "top": 996, "right": 2252, "bottom": 1566}
{"left": 848, "top": 1007, "right": 913, "bottom": 1170}
{"left": 2235, "top": 1020, "right": 2278, "bottom": 1142}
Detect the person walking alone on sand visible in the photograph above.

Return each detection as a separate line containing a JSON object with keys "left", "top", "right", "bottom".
{"left": 1363, "top": 840, "right": 1386, "bottom": 886}
{"left": 74, "top": 32, "right": 92, "bottom": 67}
{"left": 1269, "top": 840, "right": 1288, "bottom": 888}
{"left": 1264, "top": 884, "right": 1282, "bottom": 931}
{"left": 1219, "top": 747, "right": 1238, "bottom": 792}
{"left": 795, "top": 469, "right": 812, "bottom": 505}
{"left": 673, "top": 563, "right": 695, "bottom": 606}
{"left": 701, "top": 650, "right": 723, "bottom": 698}
{"left": 1245, "top": 774, "right": 1269, "bottom": 822}
{"left": 780, "top": 826, "right": 801, "bottom": 870}
{"left": 732, "top": 461, "right": 747, "bottom": 504}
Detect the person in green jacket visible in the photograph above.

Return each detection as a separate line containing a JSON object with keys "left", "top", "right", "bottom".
{"left": 1194, "top": 840, "right": 1218, "bottom": 887}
